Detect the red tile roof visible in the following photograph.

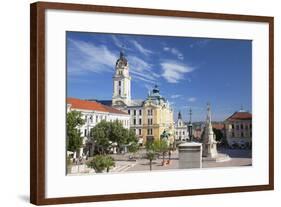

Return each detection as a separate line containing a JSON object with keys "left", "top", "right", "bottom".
{"left": 67, "top": 98, "right": 128, "bottom": 115}
{"left": 212, "top": 123, "right": 225, "bottom": 130}
{"left": 225, "top": 111, "right": 252, "bottom": 121}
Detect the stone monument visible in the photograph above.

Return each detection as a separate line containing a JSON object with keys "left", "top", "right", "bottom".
{"left": 202, "top": 103, "right": 230, "bottom": 162}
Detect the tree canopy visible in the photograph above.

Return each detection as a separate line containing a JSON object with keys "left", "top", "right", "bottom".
{"left": 67, "top": 110, "right": 85, "bottom": 152}
{"left": 90, "top": 120, "right": 138, "bottom": 154}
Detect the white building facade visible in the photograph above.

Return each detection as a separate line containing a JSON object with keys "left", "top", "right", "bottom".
{"left": 174, "top": 111, "right": 189, "bottom": 141}
{"left": 224, "top": 110, "right": 252, "bottom": 148}
{"left": 67, "top": 98, "right": 131, "bottom": 157}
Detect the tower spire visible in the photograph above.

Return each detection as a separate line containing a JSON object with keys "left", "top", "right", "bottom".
{"left": 188, "top": 108, "right": 192, "bottom": 123}
{"left": 206, "top": 102, "right": 212, "bottom": 124}
{"left": 178, "top": 111, "right": 182, "bottom": 120}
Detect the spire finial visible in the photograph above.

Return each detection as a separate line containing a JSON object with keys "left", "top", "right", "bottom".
{"left": 239, "top": 104, "right": 244, "bottom": 112}
{"left": 188, "top": 108, "right": 192, "bottom": 123}
{"left": 178, "top": 111, "right": 182, "bottom": 120}
{"left": 206, "top": 102, "right": 211, "bottom": 123}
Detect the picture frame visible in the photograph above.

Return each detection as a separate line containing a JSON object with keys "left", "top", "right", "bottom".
{"left": 30, "top": 1, "right": 274, "bottom": 205}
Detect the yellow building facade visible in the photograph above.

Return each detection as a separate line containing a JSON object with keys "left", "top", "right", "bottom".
{"left": 141, "top": 88, "right": 175, "bottom": 144}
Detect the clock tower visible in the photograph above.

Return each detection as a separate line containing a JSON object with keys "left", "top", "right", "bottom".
{"left": 112, "top": 50, "right": 131, "bottom": 106}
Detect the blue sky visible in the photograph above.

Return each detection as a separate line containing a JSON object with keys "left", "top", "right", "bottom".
{"left": 67, "top": 32, "right": 252, "bottom": 122}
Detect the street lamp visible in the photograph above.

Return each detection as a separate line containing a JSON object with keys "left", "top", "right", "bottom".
{"left": 188, "top": 108, "right": 193, "bottom": 141}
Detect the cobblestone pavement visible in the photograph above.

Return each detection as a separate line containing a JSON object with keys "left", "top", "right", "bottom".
{"left": 69, "top": 148, "right": 252, "bottom": 175}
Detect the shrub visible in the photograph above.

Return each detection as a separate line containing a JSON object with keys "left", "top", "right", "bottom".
{"left": 87, "top": 155, "right": 115, "bottom": 173}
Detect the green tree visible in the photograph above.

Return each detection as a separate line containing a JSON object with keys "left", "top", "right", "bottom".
{"left": 86, "top": 155, "right": 115, "bottom": 173}
{"left": 145, "top": 141, "right": 156, "bottom": 171}
{"left": 91, "top": 120, "right": 138, "bottom": 154}
{"left": 154, "top": 139, "right": 169, "bottom": 166}
{"left": 104, "top": 156, "right": 115, "bottom": 172}
{"left": 90, "top": 120, "right": 111, "bottom": 154}
{"left": 213, "top": 128, "right": 226, "bottom": 146}
{"left": 128, "top": 141, "right": 139, "bottom": 159}
{"left": 146, "top": 151, "right": 156, "bottom": 171}
{"left": 110, "top": 121, "right": 137, "bottom": 153}
{"left": 67, "top": 111, "right": 85, "bottom": 154}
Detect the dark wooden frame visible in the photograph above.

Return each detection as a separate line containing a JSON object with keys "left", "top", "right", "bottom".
{"left": 30, "top": 1, "right": 274, "bottom": 205}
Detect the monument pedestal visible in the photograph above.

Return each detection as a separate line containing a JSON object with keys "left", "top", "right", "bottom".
{"left": 178, "top": 142, "right": 202, "bottom": 169}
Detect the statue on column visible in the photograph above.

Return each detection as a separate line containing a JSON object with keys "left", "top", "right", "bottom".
{"left": 202, "top": 103, "right": 218, "bottom": 158}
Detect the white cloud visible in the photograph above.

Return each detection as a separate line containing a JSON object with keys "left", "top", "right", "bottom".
{"left": 171, "top": 94, "right": 182, "bottom": 99}
{"left": 128, "top": 55, "right": 159, "bottom": 84}
{"left": 160, "top": 61, "right": 194, "bottom": 83}
{"left": 111, "top": 35, "right": 123, "bottom": 48}
{"left": 163, "top": 47, "right": 184, "bottom": 60}
{"left": 144, "top": 84, "right": 154, "bottom": 91}
{"left": 188, "top": 97, "right": 196, "bottom": 102}
{"left": 189, "top": 39, "right": 211, "bottom": 48}
{"left": 68, "top": 38, "right": 159, "bottom": 84}
{"left": 131, "top": 40, "right": 153, "bottom": 56}
{"left": 68, "top": 38, "right": 117, "bottom": 74}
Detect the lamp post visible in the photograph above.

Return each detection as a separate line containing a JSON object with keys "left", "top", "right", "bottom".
{"left": 188, "top": 108, "right": 193, "bottom": 141}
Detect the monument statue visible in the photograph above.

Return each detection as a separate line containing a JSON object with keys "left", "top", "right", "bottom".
{"left": 202, "top": 103, "right": 218, "bottom": 158}
{"left": 202, "top": 103, "right": 230, "bottom": 162}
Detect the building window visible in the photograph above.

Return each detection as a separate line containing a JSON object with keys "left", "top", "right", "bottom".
{"left": 147, "top": 109, "right": 153, "bottom": 116}
{"left": 231, "top": 124, "right": 234, "bottom": 129}
{"left": 139, "top": 110, "right": 142, "bottom": 116}
{"left": 241, "top": 124, "right": 244, "bottom": 129}
{"left": 96, "top": 115, "right": 98, "bottom": 123}
{"left": 241, "top": 132, "right": 244, "bottom": 137}
{"left": 128, "top": 110, "right": 130, "bottom": 114}
{"left": 134, "top": 110, "right": 136, "bottom": 116}
{"left": 139, "top": 129, "right": 142, "bottom": 135}
{"left": 118, "top": 89, "right": 121, "bottom": 95}
{"left": 133, "top": 118, "right": 136, "bottom": 125}
{"left": 84, "top": 129, "right": 87, "bottom": 137}
{"left": 148, "top": 118, "right": 153, "bottom": 125}
{"left": 183, "top": 131, "right": 185, "bottom": 135}
{"left": 118, "top": 81, "right": 121, "bottom": 86}
{"left": 232, "top": 132, "right": 235, "bottom": 137}
{"left": 139, "top": 118, "right": 142, "bottom": 125}
{"left": 176, "top": 131, "right": 178, "bottom": 135}
{"left": 236, "top": 125, "right": 239, "bottom": 130}
{"left": 147, "top": 128, "right": 153, "bottom": 135}
{"left": 250, "top": 124, "right": 252, "bottom": 129}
